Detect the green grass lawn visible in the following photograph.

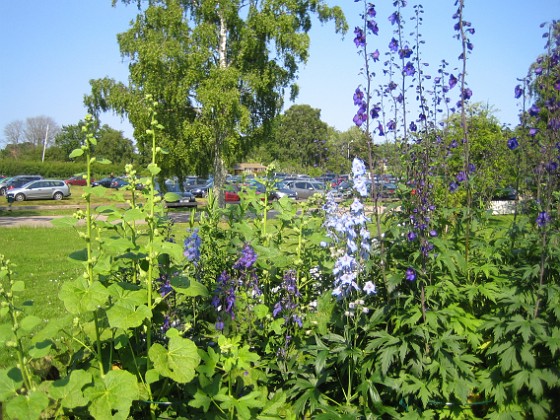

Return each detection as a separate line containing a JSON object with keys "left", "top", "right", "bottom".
{"left": 0, "top": 227, "right": 84, "bottom": 368}
{"left": 0, "top": 223, "right": 193, "bottom": 368}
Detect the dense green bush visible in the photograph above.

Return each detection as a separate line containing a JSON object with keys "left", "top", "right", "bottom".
{"left": 0, "top": 159, "right": 126, "bottom": 179}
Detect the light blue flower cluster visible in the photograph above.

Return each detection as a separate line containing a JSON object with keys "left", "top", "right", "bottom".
{"left": 323, "top": 157, "right": 374, "bottom": 299}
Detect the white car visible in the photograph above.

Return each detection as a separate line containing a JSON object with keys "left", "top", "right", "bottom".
{"left": 6, "top": 179, "right": 71, "bottom": 202}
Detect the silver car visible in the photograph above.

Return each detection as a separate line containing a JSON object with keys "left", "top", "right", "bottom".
{"left": 6, "top": 179, "right": 71, "bottom": 202}
{"left": 284, "top": 180, "right": 325, "bottom": 199}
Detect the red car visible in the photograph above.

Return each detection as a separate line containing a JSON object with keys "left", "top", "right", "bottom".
{"left": 65, "top": 175, "right": 93, "bottom": 186}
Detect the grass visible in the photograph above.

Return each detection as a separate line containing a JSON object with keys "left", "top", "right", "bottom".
{"left": 0, "top": 227, "right": 84, "bottom": 368}
{"left": 0, "top": 221, "right": 194, "bottom": 368}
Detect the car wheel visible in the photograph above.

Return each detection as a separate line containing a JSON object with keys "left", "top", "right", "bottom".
{"left": 0, "top": 188, "right": 6, "bottom": 196}
{"left": 15, "top": 193, "right": 25, "bottom": 202}
{"left": 53, "top": 192, "right": 63, "bottom": 200}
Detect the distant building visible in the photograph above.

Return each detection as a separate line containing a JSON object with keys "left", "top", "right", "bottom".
{"left": 231, "top": 162, "right": 267, "bottom": 175}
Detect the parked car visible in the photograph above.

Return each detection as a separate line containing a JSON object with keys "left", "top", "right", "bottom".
{"left": 65, "top": 175, "right": 92, "bottom": 186}
{"left": 283, "top": 180, "right": 326, "bottom": 199}
{"left": 189, "top": 180, "right": 213, "bottom": 198}
{"left": 0, "top": 175, "right": 43, "bottom": 196}
{"left": 91, "top": 177, "right": 115, "bottom": 188}
{"left": 6, "top": 179, "right": 71, "bottom": 202}
{"left": 250, "top": 181, "right": 298, "bottom": 200}
{"left": 157, "top": 181, "right": 197, "bottom": 207}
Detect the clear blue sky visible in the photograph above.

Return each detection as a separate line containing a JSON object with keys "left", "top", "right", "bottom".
{"left": 1, "top": 1, "right": 559, "bottom": 143}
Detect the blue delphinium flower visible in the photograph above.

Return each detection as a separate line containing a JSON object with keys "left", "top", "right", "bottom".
{"left": 514, "top": 84, "right": 523, "bottom": 99}
{"left": 354, "top": 27, "right": 366, "bottom": 47}
{"left": 449, "top": 181, "right": 459, "bottom": 192}
{"left": 406, "top": 267, "right": 416, "bottom": 281}
{"left": 389, "top": 37, "right": 399, "bottom": 52}
{"left": 536, "top": 211, "right": 551, "bottom": 228}
{"left": 272, "top": 269, "right": 303, "bottom": 328}
{"left": 363, "top": 281, "right": 376, "bottom": 295}
{"left": 507, "top": 137, "right": 519, "bottom": 150}
{"left": 158, "top": 273, "right": 173, "bottom": 298}
{"left": 456, "top": 171, "right": 467, "bottom": 182}
{"left": 233, "top": 243, "right": 257, "bottom": 270}
{"left": 529, "top": 104, "right": 540, "bottom": 116}
{"left": 449, "top": 74, "right": 458, "bottom": 89}
{"left": 403, "top": 61, "right": 415, "bottom": 76}
{"left": 183, "top": 228, "right": 202, "bottom": 265}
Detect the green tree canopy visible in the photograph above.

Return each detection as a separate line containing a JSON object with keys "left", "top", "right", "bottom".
{"left": 272, "top": 104, "right": 330, "bottom": 170}
{"left": 86, "top": 0, "right": 346, "bottom": 204}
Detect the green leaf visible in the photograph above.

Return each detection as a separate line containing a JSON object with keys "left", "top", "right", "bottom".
{"left": 11, "top": 280, "right": 25, "bottom": 292}
{"left": 123, "top": 208, "right": 146, "bottom": 222}
{"left": 69, "top": 148, "right": 84, "bottom": 158}
{"left": 59, "top": 277, "right": 110, "bottom": 314}
{"left": 20, "top": 315, "right": 42, "bottom": 331}
{"left": 171, "top": 277, "right": 209, "bottom": 297}
{"left": 6, "top": 390, "right": 49, "bottom": 420}
{"left": 0, "top": 322, "right": 15, "bottom": 343}
{"left": 96, "top": 158, "right": 112, "bottom": 165}
{"left": 164, "top": 192, "right": 182, "bottom": 202}
{"left": 149, "top": 329, "right": 201, "bottom": 383}
{"left": 49, "top": 369, "right": 92, "bottom": 408}
{"left": 28, "top": 339, "right": 53, "bottom": 358}
{"left": 0, "top": 367, "right": 23, "bottom": 400}
{"left": 147, "top": 163, "right": 161, "bottom": 175}
{"left": 84, "top": 370, "right": 139, "bottom": 420}
{"left": 106, "top": 304, "right": 151, "bottom": 330}
{"left": 188, "top": 388, "right": 213, "bottom": 412}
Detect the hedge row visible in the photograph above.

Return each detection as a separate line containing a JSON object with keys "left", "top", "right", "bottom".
{"left": 0, "top": 160, "right": 127, "bottom": 179}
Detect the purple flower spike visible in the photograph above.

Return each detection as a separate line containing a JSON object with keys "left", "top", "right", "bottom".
{"left": 389, "top": 37, "right": 399, "bottom": 52}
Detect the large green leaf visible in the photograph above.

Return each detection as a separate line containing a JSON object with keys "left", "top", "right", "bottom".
{"left": 171, "top": 276, "right": 209, "bottom": 297}
{"left": 84, "top": 370, "right": 139, "bottom": 420}
{"left": 49, "top": 369, "right": 92, "bottom": 409}
{"left": 0, "top": 367, "right": 23, "bottom": 400}
{"left": 59, "top": 277, "right": 110, "bottom": 314}
{"left": 6, "top": 391, "right": 49, "bottom": 419}
{"left": 106, "top": 304, "right": 151, "bottom": 330}
{"left": 149, "top": 328, "right": 201, "bottom": 383}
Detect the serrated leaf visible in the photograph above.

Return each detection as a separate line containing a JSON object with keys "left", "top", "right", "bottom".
{"left": 149, "top": 329, "right": 201, "bottom": 383}
{"left": 188, "top": 389, "right": 213, "bottom": 412}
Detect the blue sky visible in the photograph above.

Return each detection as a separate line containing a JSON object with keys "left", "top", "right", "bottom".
{"left": 1, "top": 1, "right": 559, "bottom": 143}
